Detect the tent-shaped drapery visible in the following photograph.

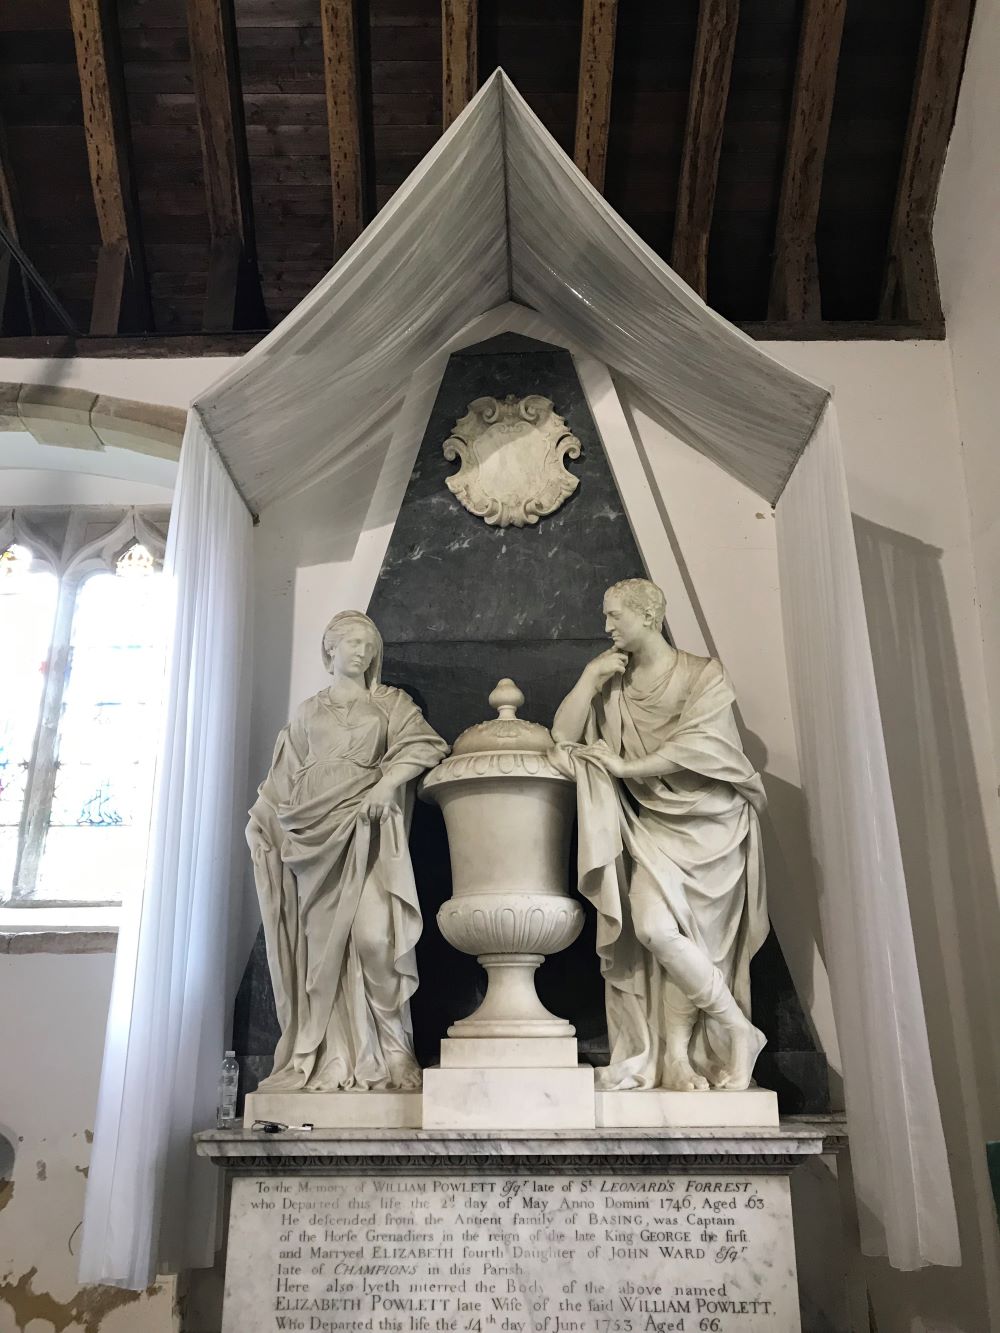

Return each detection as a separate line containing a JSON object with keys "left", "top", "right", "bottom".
{"left": 80, "top": 71, "right": 959, "bottom": 1289}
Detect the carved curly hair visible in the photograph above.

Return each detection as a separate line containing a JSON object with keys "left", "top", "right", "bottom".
{"left": 604, "top": 577, "right": 666, "bottom": 628}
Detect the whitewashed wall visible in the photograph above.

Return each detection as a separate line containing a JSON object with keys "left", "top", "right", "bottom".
{"left": 2, "top": 333, "right": 999, "bottom": 1330}
{"left": 928, "top": 10, "right": 1000, "bottom": 1323}
{"left": 0, "top": 953, "right": 177, "bottom": 1333}
{"left": 936, "top": 0, "right": 1000, "bottom": 800}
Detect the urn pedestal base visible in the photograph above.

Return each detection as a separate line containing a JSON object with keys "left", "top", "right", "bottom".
{"left": 439, "top": 1034, "right": 578, "bottom": 1067}
{"left": 422, "top": 1065, "right": 597, "bottom": 1129}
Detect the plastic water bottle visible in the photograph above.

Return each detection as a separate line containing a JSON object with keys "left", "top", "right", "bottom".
{"left": 217, "top": 1050, "right": 239, "bottom": 1128}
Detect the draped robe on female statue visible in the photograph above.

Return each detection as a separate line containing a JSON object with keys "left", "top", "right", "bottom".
{"left": 555, "top": 651, "right": 767, "bottom": 1088}
{"left": 248, "top": 685, "right": 448, "bottom": 1091}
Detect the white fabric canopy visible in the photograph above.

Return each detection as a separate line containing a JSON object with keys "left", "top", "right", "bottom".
{"left": 200, "top": 74, "right": 826, "bottom": 514}
{"left": 83, "top": 69, "right": 957, "bottom": 1286}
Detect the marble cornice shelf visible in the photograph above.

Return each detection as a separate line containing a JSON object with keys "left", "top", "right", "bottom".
{"left": 196, "top": 1120, "right": 841, "bottom": 1174}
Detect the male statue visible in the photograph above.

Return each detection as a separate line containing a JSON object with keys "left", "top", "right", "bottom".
{"left": 552, "top": 578, "right": 767, "bottom": 1092}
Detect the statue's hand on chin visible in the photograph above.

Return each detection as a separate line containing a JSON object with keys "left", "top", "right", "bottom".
{"left": 583, "top": 649, "right": 628, "bottom": 689}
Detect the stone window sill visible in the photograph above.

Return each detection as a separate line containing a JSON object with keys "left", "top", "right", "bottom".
{"left": 0, "top": 906, "right": 120, "bottom": 954}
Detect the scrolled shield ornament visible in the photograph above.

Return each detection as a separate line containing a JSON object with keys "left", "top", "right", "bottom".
{"left": 443, "top": 394, "right": 582, "bottom": 528}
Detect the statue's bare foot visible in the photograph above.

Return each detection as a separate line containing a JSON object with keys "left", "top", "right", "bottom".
{"left": 661, "top": 1057, "right": 710, "bottom": 1092}
{"left": 711, "top": 1020, "right": 766, "bottom": 1091}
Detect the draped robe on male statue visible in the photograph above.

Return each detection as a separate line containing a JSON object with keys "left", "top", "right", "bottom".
{"left": 556, "top": 651, "right": 767, "bottom": 1087}
{"left": 248, "top": 685, "right": 448, "bottom": 1091}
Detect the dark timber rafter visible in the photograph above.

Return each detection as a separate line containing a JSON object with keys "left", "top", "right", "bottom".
{"left": 321, "top": 0, "right": 365, "bottom": 260}
{"left": 672, "top": 0, "right": 739, "bottom": 298}
{"left": 0, "top": 319, "right": 945, "bottom": 363}
{"left": 68, "top": 0, "right": 151, "bottom": 335}
{"left": 0, "top": 113, "right": 34, "bottom": 334}
{"left": 574, "top": 0, "right": 619, "bottom": 191}
{"left": 880, "top": 0, "right": 975, "bottom": 322}
{"left": 442, "top": 0, "right": 478, "bottom": 130}
{"left": 769, "top": 0, "right": 847, "bottom": 321}
{"left": 186, "top": 0, "right": 266, "bottom": 332}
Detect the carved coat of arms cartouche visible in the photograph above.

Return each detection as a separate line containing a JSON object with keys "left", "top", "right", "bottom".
{"left": 443, "top": 395, "right": 581, "bottom": 528}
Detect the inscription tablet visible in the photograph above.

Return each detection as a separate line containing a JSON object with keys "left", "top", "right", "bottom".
{"left": 223, "top": 1173, "right": 800, "bottom": 1333}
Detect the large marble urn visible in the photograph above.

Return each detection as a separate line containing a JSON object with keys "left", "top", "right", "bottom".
{"left": 420, "top": 679, "right": 582, "bottom": 1040}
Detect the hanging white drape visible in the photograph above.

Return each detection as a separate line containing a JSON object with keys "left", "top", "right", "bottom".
{"left": 80, "top": 412, "right": 253, "bottom": 1288}
{"left": 775, "top": 404, "right": 959, "bottom": 1269}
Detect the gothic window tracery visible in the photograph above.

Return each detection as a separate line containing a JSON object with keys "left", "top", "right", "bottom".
{"left": 0, "top": 506, "right": 170, "bottom": 907}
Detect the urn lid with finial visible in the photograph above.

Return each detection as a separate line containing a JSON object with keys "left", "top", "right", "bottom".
{"left": 451, "top": 678, "right": 552, "bottom": 755}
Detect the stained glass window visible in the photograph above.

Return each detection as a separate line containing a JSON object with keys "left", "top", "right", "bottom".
{"left": 2, "top": 513, "right": 170, "bottom": 909}
{"left": 0, "top": 546, "right": 58, "bottom": 894}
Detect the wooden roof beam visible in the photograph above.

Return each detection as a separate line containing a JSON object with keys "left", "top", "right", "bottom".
{"left": 769, "top": 0, "right": 847, "bottom": 321}
{"left": 880, "top": 0, "right": 975, "bottom": 323}
{"left": 186, "top": 0, "right": 266, "bottom": 332}
{"left": 442, "top": 0, "right": 478, "bottom": 131}
{"left": 672, "top": 0, "right": 739, "bottom": 299}
{"left": 574, "top": 0, "right": 619, "bottom": 191}
{"left": 0, "top": 114, "right": 35, "bottom": 335}
{"left": 321, "top": 0, "right": 364, "bottom": 260}
{"left": 69, "top": 0, "right": 151, "bottom": 335}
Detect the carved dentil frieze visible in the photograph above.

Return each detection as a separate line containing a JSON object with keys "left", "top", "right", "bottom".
{"left": 443, "top": 394, "right": 581, "bottom": 528}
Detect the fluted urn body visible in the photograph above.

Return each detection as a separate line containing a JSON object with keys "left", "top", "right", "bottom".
{"left": 420, "top": 679, "right": 581, "bottom": 1038}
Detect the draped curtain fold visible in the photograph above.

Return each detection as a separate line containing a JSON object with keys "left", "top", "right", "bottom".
{"left": 80, "top": 414, "right": 253, "bottom": 1288}
{"left": 774, "top": 406, "right": 959, "bottom": 1268}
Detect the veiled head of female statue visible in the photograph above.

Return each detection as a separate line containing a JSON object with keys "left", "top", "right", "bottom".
{"left": 321, "top": 611, "right": 383, "bottom": 688}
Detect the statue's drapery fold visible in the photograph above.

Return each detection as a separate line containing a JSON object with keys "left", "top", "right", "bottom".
{"left": 554, "top": 651, "right": 767, "bottom": 1088}
{"left": 247, "top": 684, "right": 448, "bottom": 1091}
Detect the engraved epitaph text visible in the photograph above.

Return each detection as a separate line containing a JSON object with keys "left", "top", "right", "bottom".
{"left": 223, "top": 1173, "right": 800, "bottom": 1333}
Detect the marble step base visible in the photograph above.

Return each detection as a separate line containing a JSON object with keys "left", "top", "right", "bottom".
{"left": 423, "top": 1065, "right": 596, "bottom": 1129}
{"left": 596, "top": 1086, "right": 779, "bottom": 1129}
{"left": 439, "top": 1035, "right": 578, "bottom": 1068}
{"left": 245, "top": 1089, "right": 422, "bottom": 1130}
{"left": 245, "top": 1081, "right": 777, "bottom": 1131}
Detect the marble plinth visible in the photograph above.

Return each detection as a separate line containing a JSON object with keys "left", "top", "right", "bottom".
{"left": 596, "top": 1087, "right": 779, "bottom": 1129}
{"left": 423, "top": 1065, "right": 596, "bottom": 1129}
{"left": 244, "top": 1089, "right": 422, "bottom": 1129}
{"left": 225, "top": 1171, "right": 801, "bottom": 1333}
{"left": 440, "top": 1034, "right": 579, "bottom": 1067}
{"left": 204, "top": 1129, "right": 823, "bottom": 1333}
{"left": 199, "top": 1122, "right": 847, "bottom": 1333}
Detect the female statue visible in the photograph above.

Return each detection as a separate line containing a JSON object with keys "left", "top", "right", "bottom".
{"left": 552, "top": 578, "right": 767, "bottom": 1093}
{"left": 247, "top": 611, "right": 448, "bottom": 1092}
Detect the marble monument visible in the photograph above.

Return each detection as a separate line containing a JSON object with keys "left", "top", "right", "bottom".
{"left": 245, "top": 611, "right": 447, "bottom": 1117}
{"left": 551, "top": 578, "right": 769, "bottom": 1103}
{"left": 211, "top": 344, "right": 819, "bottom": 1333}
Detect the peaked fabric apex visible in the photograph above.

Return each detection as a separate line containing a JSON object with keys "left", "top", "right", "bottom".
{"left": 195, "top": 71, "right": 829, "bottom": 515}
